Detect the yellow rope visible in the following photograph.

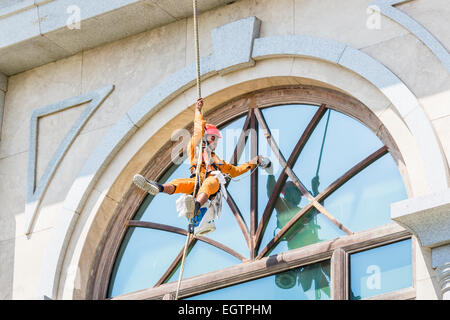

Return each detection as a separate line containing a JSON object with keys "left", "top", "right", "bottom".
{"left": 175, "top": 232, "right": 192, "bottom": 300}
{"left": 192, "top": 0, "right": 203, "bottom": 198}
{"left": 193, "top": 0, "right": 201, "bottom": 100}
{"left": 175, "top": 0, "right": 202, "bottom": 301}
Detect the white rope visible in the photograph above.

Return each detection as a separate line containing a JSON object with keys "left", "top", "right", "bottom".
{"left": 193, "top": 0, "right": 201, "bottom": 100}
{"left": 175, "top": 0, "right": 202, "bottom": 301}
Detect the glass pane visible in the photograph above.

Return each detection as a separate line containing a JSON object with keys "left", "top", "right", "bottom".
{"left": 216, "top": 114, "right": 252, "bottom": 227}
{"left": 135, "top": 162, "right": 191, "bottom": 229}
{"left": 349, "top": 239, "right": 412, "bottom": 300}
{"left": 268, "top": 207, "right": 346, "bottom": 257}
{"left": 188, "top": 260, "right": 331, "bottom": 300}
{"left": 166, "top": 240, "right": 241, "bottom": 283}
{"left": 260, "top": 104, "right": 318, "bottom": 160}
{"left": 107, "top": 227, "right": 185, "bottom": 298}
{"left": 225, "top": 136, "right": 251, "bottom": 226}
{"left": 293, "top": 109, "right": 384, "bottom": 196}
{"left": 257, "top": 176, "right": 310, "bottom": 255}
{"left": 322, "top": 153, "right": 407, "bottom": 233}
{"left": 205, "top": 200, "right": 250, "bottom": 259}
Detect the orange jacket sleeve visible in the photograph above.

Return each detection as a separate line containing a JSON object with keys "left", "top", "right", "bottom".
{"left": 187, "top": 111, "right": 206, "bottom": 165}
{"left": 218, "top": 160, "right": 257, "bottom": 178}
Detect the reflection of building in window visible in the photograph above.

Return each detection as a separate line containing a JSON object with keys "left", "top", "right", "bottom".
{"left": 267, "top": 175, "right": 330, "bottom": 299}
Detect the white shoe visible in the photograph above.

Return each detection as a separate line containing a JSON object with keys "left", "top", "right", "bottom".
{"left": 194, "top": 207, "right": 216, "bottom": 236}
{"left": 183, "top": 195, "right": 196, "bottom": 220}
{"left": 133, "top": 174, "right": 160, "bottom": 195}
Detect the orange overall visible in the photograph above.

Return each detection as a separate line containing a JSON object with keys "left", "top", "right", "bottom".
{"left": 168, "top": 112, "right": 257, "bottom": 198}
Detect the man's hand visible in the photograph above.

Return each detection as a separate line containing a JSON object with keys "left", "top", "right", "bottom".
{"left": 195, "top": 98, "right": 203, "bottom": 112}
{"left": 250, "top": 155, "right": 261, "bottom": 165}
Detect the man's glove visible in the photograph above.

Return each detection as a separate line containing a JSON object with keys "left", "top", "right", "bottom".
{"left": 258, "top": 156, "right": 273, "bottom": 175}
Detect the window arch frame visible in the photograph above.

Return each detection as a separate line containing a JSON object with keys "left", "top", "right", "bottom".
{"left": 87, "top": 85, "right": 414, "bottom": 300}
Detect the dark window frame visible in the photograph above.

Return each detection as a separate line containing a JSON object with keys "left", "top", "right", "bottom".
{"left": 87, "top": 85, "right": 414, "bottom": 300}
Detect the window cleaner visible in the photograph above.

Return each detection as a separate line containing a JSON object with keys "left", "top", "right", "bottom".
{"left": 133, "top": 98, "right": 266, "bottom": 233}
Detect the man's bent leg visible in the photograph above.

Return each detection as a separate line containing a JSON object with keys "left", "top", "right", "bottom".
{"left": 196, "top": 176, "right": 220, "bottom": 206}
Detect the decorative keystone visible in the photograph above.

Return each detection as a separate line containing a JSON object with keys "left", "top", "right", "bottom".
{"left": 211, "top": 16, "right": 261, "bottom": 75}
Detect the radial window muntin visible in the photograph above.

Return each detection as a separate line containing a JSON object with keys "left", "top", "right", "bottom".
{"left": 89, "top": 86, "right": 414, "bottom": 300}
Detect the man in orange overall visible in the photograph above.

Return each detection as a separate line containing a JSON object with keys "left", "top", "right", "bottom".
{"left": 134, "top": 98, "right": 262, "bottom": 221}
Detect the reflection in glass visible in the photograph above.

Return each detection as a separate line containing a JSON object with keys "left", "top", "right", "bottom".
{"left": 107, "top": 227, "right": 186, "bottom": 298}
{"left": 293, "top": 110, "right": 383, "bottom": 195}
{"left": 257, "top": 125, "right": 290, "bottom": 221}
{"left": 349, "top": 239, "right": 412, "bottom": 299}
{"left": 269, "top": 206, "right": 345, "bottom": 257}
{"left": 166, "top": 240, "right": 241, "bottom": 283}
{"left": 260, "top": 104, "right": 318, "bottom": 163}
{"left": 323, "top": 154, "right": 407, "bottom": 233}
{"left": 188, "top": 260, "right": 330, "bottom": 300}
{"left": 258, "top": 175, "right": 309, "bottom": 254}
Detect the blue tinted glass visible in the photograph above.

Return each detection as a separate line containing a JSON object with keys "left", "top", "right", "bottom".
{"left": 261, "top": 104, "right": 318, "bottom": 161}
{"left": 225, "top": 138, "right": 251, "bottom": 227}
{"left": 323, "top": 153, "right": 407, "bottom": 233}
{"left": 350, "top": 239, "right": 412, "bottom": 300}
{"left": 257, "top": 124, "right": 292, "bottom": 221}
{"left": 204, "top": 200, "right": 250, "bottom": 259}
{"left": 166, "top": 240, "right": 241, "bottom": 283}
{"left": 267, "top": 207, "right": 346, "bottom": 257}
{"left": 136, "top": 162, "right": 191, "bottom": 229}
{"left": 188, "top": 260, "right": 330, "bottom": 300}
{"left": 107, "top": 227, "right": 186, "bottom": 298}
{"left": 293, "top": 110, "right": 384, "bottom": 196}
{"left": 257, "top": 176, "right": 310, "bottom": 255}
{"left": 216, "top": 115, "right": 251, "bottom": 227}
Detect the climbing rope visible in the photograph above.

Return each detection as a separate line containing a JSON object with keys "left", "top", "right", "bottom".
{"left": 193, "top": 0, "right": 201, "bottom": 100}
{"left": 175, "top": 0, "right": 202, "bottom": 301}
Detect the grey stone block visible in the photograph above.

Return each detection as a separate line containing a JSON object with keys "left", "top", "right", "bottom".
{"left": 39, "top": 0, "right": 140, "bottom": 33}
{"left": 127, "top": 55, "right": 216, "bottom": 127}
{"left": 372, "top": 0, "right": 450, "bottom": 73}
{"left": 25, "top": 85, "right": 114, "bottom": 235}
{"left": 338, "top": 45, "right": 419, "bottom": 118}
{"left": 211, "top": 16, "right": 261, "bottom": 75}
{"left": 39, "top": 0, "right": 175, "bottom": 55}
{"left": 0, "top": 5, "right": 39, "bottom": 48}
{"left": 0, "top": 33, "right": 71, "bottom": 75}
{"left": 432, "top": 244, "right": 450, "bottom": 268}
{"left": 252, "top": 35, "right": 346, "bottom": 64}
{"left": 148, "top": 0, "right": 231, "bottom": 20}
{"left": 0, "top": 0, "right": 34, "bottom": 17}
{"left": 391, "top": 188, "right": 450, "bottom": 248}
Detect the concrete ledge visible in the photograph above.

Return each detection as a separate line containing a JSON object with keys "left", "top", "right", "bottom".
{"left": 391, "top": 188, "right": 450, "bottom": 248}
{"left": 253, "top": 35, "right": 346, "bottom": 63}
{"left": 371, "top": 0, "right": 450, "bottom": 72}
{"left": 0, "top": 0, "right": 233, "bottom": 75}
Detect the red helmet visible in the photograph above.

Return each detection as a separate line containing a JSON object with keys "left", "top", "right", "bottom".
{"left": 205, "top": 123, "right": 222, "bottom": 138}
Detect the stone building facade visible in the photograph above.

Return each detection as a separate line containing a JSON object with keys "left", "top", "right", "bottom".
{"left": 0, "top": 0, "right": 449, "bottom": 300}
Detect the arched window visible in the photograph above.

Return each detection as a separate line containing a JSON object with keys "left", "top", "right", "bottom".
{"left": 90, "top": 86, "right": 414, "bottom": 300}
